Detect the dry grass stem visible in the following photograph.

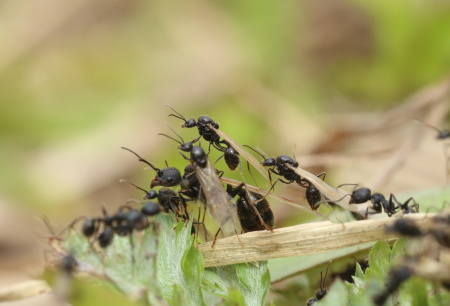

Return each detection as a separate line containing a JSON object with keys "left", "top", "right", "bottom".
{"left": 198, "top": 214, "right": 431, "bottom": 267}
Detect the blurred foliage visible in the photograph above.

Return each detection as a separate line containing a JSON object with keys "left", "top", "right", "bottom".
{"left": 2, "top": 0, "right": 450, "bottom": 304}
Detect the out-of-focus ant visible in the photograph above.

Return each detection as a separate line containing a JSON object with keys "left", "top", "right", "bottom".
{"left": 226, "top": 182, "right": 274, "bottom": 233}
{"left": 121, "top": 147, "right": 182, "bottom": 188}
{"left": 373, "top": 265, "right": 413, "bottom": 306}
{"left": 307, "top": 261, "right": 331, "bottom": 306}
{"left": 385, "top": 218, "right": 423, "bottom": 237}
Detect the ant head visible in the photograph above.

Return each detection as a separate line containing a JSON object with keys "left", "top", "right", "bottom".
{"left": 191, "top": 146, "right": 207, "bottom": 168}
{"left": 182, "top": 118, "right": 197, "bottom": 128}
{"left": 150, "top": 167, "right": 182, "bottom": 188}
{"left": 159, "top": 123, "right": 201, "bottom": 153}
{"left": 261, "top": 158, "right": 276, "bottom": 167}
{"left": 165, "top": 104, "right": 196, "bottom": 127}
{"left": 316, "top": 261, "right": 331, "bottom": 300}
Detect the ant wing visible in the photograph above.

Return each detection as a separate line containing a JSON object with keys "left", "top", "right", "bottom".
{"left": 285, "top": 164, "right": 368, "bottom": 216}
{"left": 207, "top": 125, "right": 269, "bottom": 180}
{"left": 220, "top": 177, "right": 330, "bottom": 220}
{"left": 194, "top": 160, "right": 242, "bottom": 236}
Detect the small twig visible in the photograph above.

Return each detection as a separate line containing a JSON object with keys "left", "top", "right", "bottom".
{"left": 197, "top": 214, "right": 431, "bottom": 267}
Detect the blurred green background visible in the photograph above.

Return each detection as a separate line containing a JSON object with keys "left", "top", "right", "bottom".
{"left": 1, "top": 0, "right": 450, "bottom": 304}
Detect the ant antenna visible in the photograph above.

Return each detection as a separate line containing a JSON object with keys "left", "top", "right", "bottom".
{"left": 165, "top": 104, "right": 187, "bottom": 123}
{"left": 158, "top": 122, "right": 185, "bottom": 146}
{"left": 415, "top": 118, "right": 441, "bottom": 133}
{"left": 321, "top": 261, "right": 332, "bottom": 291}
{"left": 119, "top": 179, "right": 150, "bottom": 196}
{"left": 243, "top": 145, "right": 268, "bottom": 159}
{"left": 121, "top": 147, "right": 160, "bottom": 172}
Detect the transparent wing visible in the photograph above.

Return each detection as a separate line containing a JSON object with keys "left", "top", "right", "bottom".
{"left": 195, "top": 160, "right": 241, "bottom": 236}
{"left": 220, "top": 177, "right": 330, "bottom": 220}
{"left": 285, "top": 164, "right": 368, "bottom": 215}
{"left": 208, "top": 125, "right": 270, "bottom": 180}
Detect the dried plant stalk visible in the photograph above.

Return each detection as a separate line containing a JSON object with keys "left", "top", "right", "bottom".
{"left": 198, "top": 213, "right": 430, "bottom": 267}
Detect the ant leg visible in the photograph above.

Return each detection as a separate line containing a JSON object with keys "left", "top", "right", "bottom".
{"left": 316, "top": 172, "right": 326, "bottom": 181}
{"left": 246, "top": 161, "right": 258, "bottom": 187}
{"left": 214, "top": 154, "right": 225, "bottom": 167}
{"left": 212, "top": 228, "right": 221, "bottom": 248}
{"left": 336, "top": 183, "right": 359, "bottom": 190}
{"left": 234, "top": 229, "right": 244, "bottom": 247}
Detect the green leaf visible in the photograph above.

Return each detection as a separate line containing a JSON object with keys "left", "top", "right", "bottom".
{"left": 369, "top": 241, "right": 391, "bottom": 278}
{"left": 156, "top": 214, "right": 205, "bottom": 306}
{"left": 355, "top": 262, "right": 364, "bottom": 279}
{"left": 63, "top": 222, "right": 162, "bottom": 302}
{"left": 203, "top": 261, "right": 270, "bottom": 306}
{"left": 390, "top": 238, "right": 407, "bottom": 260}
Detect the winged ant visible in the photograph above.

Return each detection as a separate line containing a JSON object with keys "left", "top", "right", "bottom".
{"left": 165, "top": 105, "right": 241, "bottom": 172}
{"left": 226, "top": 182, "right": 274, "bottom": 233}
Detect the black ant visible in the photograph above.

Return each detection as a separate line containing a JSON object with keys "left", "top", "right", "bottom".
{"left": 244, "top": 145, "right": 306, "bottom": 186}
{"left": 120, "top": 179, "right": 181, "bottom": 214}
{"left": 166, "top": 105, "right": 224, "bottom": 148}
{"left": 181, "top": 145, "right": 241, "bottom": 238}
{"left": 302, "top": 173, "right": 327, "bottom": 210}
{"left": 373, "top": 265, "right": 413, "bottom": 306}
{"left": 226, "top": 182, "right": 274, "bottom": 233}
{"left": 121, "top": 146, "right": 182, "bottom": 188}
{"left": 307, "top": 261, "right": 331, "bottom": 306}
{"left": 335, "top": 185, "right": 419, "bottom": 217}
{"left": 160, "top": 118, "right": 240, "bottom": 172}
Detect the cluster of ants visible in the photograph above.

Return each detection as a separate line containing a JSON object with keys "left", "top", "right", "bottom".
{"left": 60, "top": 107, "right": 450, "bottom": 305}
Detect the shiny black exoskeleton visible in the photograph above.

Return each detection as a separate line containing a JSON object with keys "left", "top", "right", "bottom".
{"left": 262, "top": 155, "right": 303, "bottom": 184}
{"left": 226, "top": 183, "right": 274, "bottom": 233}
{"left": 121, "top": 147, "right": 182, "bottom": 188}
{"left": 244, "top": 146, "right": 306, "bottom": 186}
{"left": 163, "top": 111, "right": 239, "bottom": 171}
{"left": 120, "top": 179, "right": 180, "bottom": 214}
{"left": 302, "top": 173, "right": 327, "bottom": 210}
{"left": 167, "top": 105, "right": 225, "bottom": 147}
{"left": 336, "top": 185, "right": 419, "bottom": 217}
